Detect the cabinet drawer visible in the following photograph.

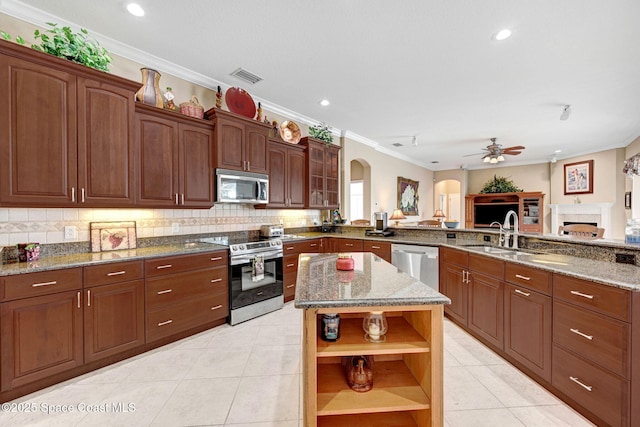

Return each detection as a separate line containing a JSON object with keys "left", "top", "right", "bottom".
{"left": 553, "top": 274, "right": 630, "bottom": 321}
{"left": 146, "top": 293, "right": 228, "bottom": 342}
{"left": 552, "top": 345, "right": 629, "bottom": 427}
{"left": 469, "top": 253, "right": 504, "bottom": 279}
{"left": 333, "top": 239, "right": 364, "bottom": 252}
{"left": 145, "top": 251, "right": 228, "bottom": 277}
{"left": 505, "top": 262, "right": 551, "bottom": 295}
{"left": 441, "top": 247, "right": 468, "bottom": 268}
{"left": 553, "top": 300, "right": 630, "bottom": 378}
{"left": 283, "top": 254, "right": 299, "bottom": 274}
{"left": 363, "top": 241, "right": 391, "bottom": 261}
{"left": 146, "top": 267, "right": 227, "bottom": 311}
{"left": 282, "top": 239, "right": 322, "bottom": 255}
{"left": 1, "top": 268, "right": 82, "bottom": 301}
{"left": 84, "top": 261, "right": 144, "bottom": 287}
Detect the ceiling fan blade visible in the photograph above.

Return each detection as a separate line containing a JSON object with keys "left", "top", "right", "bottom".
{"left": 463, "top": 152, "right": 486, "bottom": 157}
{"left": 502, "top": 145, "right": 525, "bottom": 151}
{"left": 504, "top": 151, "right": 522, "bottom": 155}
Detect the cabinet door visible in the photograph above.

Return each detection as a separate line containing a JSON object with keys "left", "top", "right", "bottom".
{"left": 179, "top": 123, "right": 214, "bottom": 207}
{"left": 245, "top": 123, "right": 268, "bottom": 174}
{"left": 325, "top": 145, "right": 340, "bottom": 209}
{"left": 287, "top": 148, "right": 306, "bottom": 208}
{"left": 135, "top": 113, "right": 180, "bottom": 206}
{"left": 215, "top": 118, "right": 244, "bottom": 171}
{"left": 267, "top": 143, "right": 287, "bottom": 207}
{"left": 442, "top": 263, "right": 468, "bottom": 326}
{"left": 0, "top": 54, "right": 77, "bottom": 206}
{"left": 468, "top": 272, "right": 503, "bottom": 350}
{"left": 77, "top": 77, "right": 135, "bottom": 206}
{"left": 84, "top": 280, "right": 145, "bottom": 363}
{"left": 504, "top": 283, "right": 552, "bottom": 381}
{"left": 1, "top": 290, "right": 83, "bottom": 391}
{"left": 306, "top": 142, "right": 326, "bottom": 208}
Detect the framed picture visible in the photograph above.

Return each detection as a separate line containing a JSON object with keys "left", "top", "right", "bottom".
{"left": 90, "top": 221, "right": 137, "bottom": 252}
{"left": 564, "top": 160, "right": 594, "bottom": 195}
{"left": 397, "top": 176, "right": 419, "bottom": 215}
{"left": 625, "top": 191, "right": 632, "bottom": 209}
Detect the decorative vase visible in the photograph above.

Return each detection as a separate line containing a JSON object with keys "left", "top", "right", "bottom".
{"left": 345, "top": 355, "right": 374, "bottom": 392}
{"left": 362, "top": 311, "right": 388, "bottom": 342}
{"left": 135, "top": 68, "right": 163, "bottom": 108}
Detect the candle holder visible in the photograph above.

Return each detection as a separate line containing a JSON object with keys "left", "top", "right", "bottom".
{"left": 362, "top": 311, "right": 387, "bottom": 343}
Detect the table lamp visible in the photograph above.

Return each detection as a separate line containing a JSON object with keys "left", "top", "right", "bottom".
{"left": 389, "top": 209, "right": 406, "bottom": 226}
{"left": 433, "top": 209, "right": 446, "bottom": 225}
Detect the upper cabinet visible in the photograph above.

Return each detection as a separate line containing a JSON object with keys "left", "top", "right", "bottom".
{"left": 465, "top": 192, "right": 544, "bottom": 233}
{"left": 0, "top": 40, "right": 139, "bottom": 207}
{"left": 204, "top": 108, "right": 270, "bottom": 174}
{"left": 266, "top": 139, "right": 306, "bottom": 208}
{"left": 135, "top": 104, "right": 214, "bottom": 208}
{"left": 300, "top": 137, "right": 341, "bottom": 209}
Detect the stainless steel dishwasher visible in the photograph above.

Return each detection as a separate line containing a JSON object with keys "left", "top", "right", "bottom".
{"left": 391, "top": 244, "right": 439, "bottom": 291}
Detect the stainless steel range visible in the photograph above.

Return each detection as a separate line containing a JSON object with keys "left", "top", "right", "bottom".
{"left": 228, "top": 238, "right": 284, "bottom": 325}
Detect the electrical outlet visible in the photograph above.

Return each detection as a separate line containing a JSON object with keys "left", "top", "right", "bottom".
{"left": 172, "top": 223, "right": 180, "bottom": 233}
{"left": 64, "top": 226, "right": 77, "bottom": 240}
{"left": 616, "top": 253, "right": 635, "bottom": 265}
{"left": 483, "top": 235, "right": 491, "bottom": 242}
{"left": 446, "top": 233, "right": 456, "bottom": 239}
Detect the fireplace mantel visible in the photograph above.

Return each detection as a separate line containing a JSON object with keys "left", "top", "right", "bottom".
{"left": 549, "top": 203, "right": 613, "bottom": 238}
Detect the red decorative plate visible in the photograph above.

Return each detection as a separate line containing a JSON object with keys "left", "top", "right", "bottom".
{"left": 225, "top": 87, "right": 256, "bottom": 119}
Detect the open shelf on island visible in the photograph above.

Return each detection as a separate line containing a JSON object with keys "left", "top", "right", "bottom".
{"left": 318, "top": 411, "right": 420, "bottom": 426}
{"left": 316, "top": 360, "right": 431, "bottom": 416}
{"left": 317, "top": 316, "right": 430, "bottom": 357}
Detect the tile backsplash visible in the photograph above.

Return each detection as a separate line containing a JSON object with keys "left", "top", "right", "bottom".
{"left": 0, "top": 205, "right": 322, "bottom": 245}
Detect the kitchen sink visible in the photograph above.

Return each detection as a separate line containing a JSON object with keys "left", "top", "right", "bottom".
{"left": 459, "top": 244, "right": 541, "bottom": 256}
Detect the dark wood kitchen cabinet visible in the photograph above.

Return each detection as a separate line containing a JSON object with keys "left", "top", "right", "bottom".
{"left": 467, "top": 253, "right": 504, "bottom": 350}
{"left": 503, "top": 262, "right": 552, "bottom": 382}
{"left": 145, "top": 250, "right": 228, "bottom": 342}
{"left": 205, "top": 108, "right": 270, "bottom": 174}
{"left": 83, "top": 261, "right": 145, "bottom": 363}
{"left": 362, "top": 240, "right": 392, "bottom": 263}
{"left": 0, "top": 39, "right": 139, "bottom": 207}
{"left": 0, "top": 268, "right": 84, "bottom": 391}
{"left": 439, "top": 247, "right": 469, "bottom": 326}
{"left": 282, "top": 239, "right": 323, "bottom": 302}
{"left": 266, "top": 139, "right": 306, "bottom": 208}
{"left": 135, "top": 104, "right": 214, "bottom": 208}
{"left": 300, "top": 137, "right": 341, "bottom": 209}
{"left": 464, "top": 192, "right": 544, "bottom": 233}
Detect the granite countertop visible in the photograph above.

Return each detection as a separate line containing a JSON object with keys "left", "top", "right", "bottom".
{"left": 294, "top": 252, "right": 451, "bottom": 309}
{"left": 286, "top": 232, "right": 640, "bottom": 292}
{"left": 0, "top": 242, "right": 228, "bottom": 277}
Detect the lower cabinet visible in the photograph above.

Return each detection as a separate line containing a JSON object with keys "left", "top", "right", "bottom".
{"left": 145, "top": 250, "right": 229, "bottom": 342}
{"left": 362, "top": 240, "right": 392, "bottom": 263}
{"left": 283, "top": 239, "right": 323, "bottom": 302}
{"left": 468, "top": 272, "right": 503, "bottom": 350}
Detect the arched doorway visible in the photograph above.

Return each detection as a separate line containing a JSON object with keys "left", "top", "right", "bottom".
{"left": 350, "top": 159, "right": 372, "bottom": 223}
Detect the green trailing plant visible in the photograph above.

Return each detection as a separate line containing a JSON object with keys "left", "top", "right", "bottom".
{"left": 479, "top": 175, "right": 523, "bottom": 194}
{"left": 308, "top": 122, "right": 333, "bottom": 144}
{"left": 1, "top": 23, "right": 112, "bottom": 72}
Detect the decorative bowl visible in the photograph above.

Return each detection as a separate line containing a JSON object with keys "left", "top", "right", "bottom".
{"left": 444, "top": 221, "right": 459, "bottom": 229}
{"left": 225, "top": 87, "right": 256, "bottom": 118}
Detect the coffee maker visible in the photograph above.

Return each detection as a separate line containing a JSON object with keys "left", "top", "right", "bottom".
{"left": 373, "top": 212, "right": 388, "bottom": 232}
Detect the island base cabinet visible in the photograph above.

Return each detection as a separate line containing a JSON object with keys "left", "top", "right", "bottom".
{"left": 302, "top": 306, "right": 443, "bottom": 427}
{"left": 1, "top": 290, "right": 83, "bottom": 391}
{"left": 552, "top": 345, "right": 629, "bottom": 427}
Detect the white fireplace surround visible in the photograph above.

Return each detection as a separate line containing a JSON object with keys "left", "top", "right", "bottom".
{"left": 549, "top": 203, "right": 614, "bottom": 238}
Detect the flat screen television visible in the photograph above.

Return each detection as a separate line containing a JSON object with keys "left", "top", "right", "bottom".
{"left": 474, "top": 203, "right": 518, "bottom": 227}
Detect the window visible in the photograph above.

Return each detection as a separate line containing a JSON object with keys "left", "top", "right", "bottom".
{"left": 350, "top": 181, "right": 364, "bottom": 220}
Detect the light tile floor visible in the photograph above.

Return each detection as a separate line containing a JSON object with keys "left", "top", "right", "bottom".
{"left": 0, "top": 302, "right": 594, "bottom": 426}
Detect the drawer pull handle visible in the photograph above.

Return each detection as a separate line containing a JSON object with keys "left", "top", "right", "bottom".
{"left": 515, "top": 274, "right": 531, "bottom": 281}
{"left": 211, "top": 305, "right": 223, "bottom": 311}
{"left": 87, "top": 290, "right": 91, "bottom": 307}
{"left": 77, "top": 291, "right": 81, "bottom": 308}
{"left": 569, "top": 376, "right": 593, "bottom": 392}
{"left": 157, "top": 289, "right": 172, "bottom": 295}
{"left": 257, "top": 292, "right": 264, "bottom": 296}
{"left": 107, "top": 271, "right": 126, "bottom": 276}
{"left": 286, "top": 246, "right": 294, "bottom": 250}
{"left": 515, "top": 289, "right": 531, "bottom": 297}
{"left": 32, "top": 280, "right": 57, "bottom": 287}
{"left": 570, "top": 328, "right": 593, "bottom": 340}
{"left": 210, "top": 256, "right": 222, "bottom": 261}
{"left": 158, "top": 320, "right": 173, "bottom": 327}
{"left": 287, "top": 263, "right": 295, "bottom": 267}
{"left": 346, "top": 243, "right": 353, "bottom": 247}
{"left": 286, "top": 284, "right": 295, "bottom": 288}
{"left": 570, "top": 290, "right": 594, "bottom": 299}
{"left": 310, "top": 243, "right": 318, "bottom": 247}
{"left": 156, "top": 264, "right": 173, "bottom": 270}
{"left": 210, "top": 278, "right": 223, "bottom": 283}
{"left": 371, "top": 245, "right": 381, "bottom": 249}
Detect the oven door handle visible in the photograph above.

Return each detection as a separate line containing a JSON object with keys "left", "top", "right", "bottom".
{"left": 230, "top": 250, "right": 283, "bottom": 265}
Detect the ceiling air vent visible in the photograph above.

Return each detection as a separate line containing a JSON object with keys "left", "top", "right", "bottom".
{"left": 230, "top": 67, "right": 263, "bottom": 85}
{"left": 392, "top": 143, "right": 404, "bottom": 147}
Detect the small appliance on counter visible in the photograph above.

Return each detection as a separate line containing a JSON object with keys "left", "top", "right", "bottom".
{"left": 365, "top": 211, "right": 394, "bottom": 236}
{"left": 260, "top": 224, "right": 285, "bottom": 239}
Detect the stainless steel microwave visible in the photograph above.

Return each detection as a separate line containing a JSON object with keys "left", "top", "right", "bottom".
{"left": 216, "top": 169, "right": 268, "bottom": 204}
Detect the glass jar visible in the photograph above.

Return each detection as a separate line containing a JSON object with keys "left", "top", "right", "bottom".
{"left": 625, "top": 219, "right": 640, "bottom": 244}
{"left": 321, "top": 313, "right": 340, "bottom": 342}
{"left": 336, "top": 254, "right": 354, "bottom": 270}
{"left": 362, "top": 311, "right": 388, "bottom": 343}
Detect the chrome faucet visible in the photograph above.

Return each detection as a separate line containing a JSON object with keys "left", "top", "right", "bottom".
{"left": 503, "top": 210, "right": 519, "bottom": 249}
{"left": 489, "top": 221, "right": 504, "bottom": 246}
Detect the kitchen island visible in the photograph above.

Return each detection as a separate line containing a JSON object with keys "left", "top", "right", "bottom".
{"left": 295, "top": 252, "right": 450, "bottom": 427}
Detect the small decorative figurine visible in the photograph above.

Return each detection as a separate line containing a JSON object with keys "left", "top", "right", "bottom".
{"left": 256, "top": 102, "right": 262, "bottom": 121}
{"left": 215, "top": 85, "right": 222, "bottom": 109}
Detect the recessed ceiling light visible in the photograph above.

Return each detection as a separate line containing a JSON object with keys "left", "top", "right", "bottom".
{"left": 319, "top": 99, "right": 330, "bottom": 106}
{"left": 126, "top": 3, "right": 145, "bottom": 17}
{"left": 555, "top": 149, "right": 562, "bottom": 153}
{"left": 494, "top": 29, "right": 512, "bottom": 41}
